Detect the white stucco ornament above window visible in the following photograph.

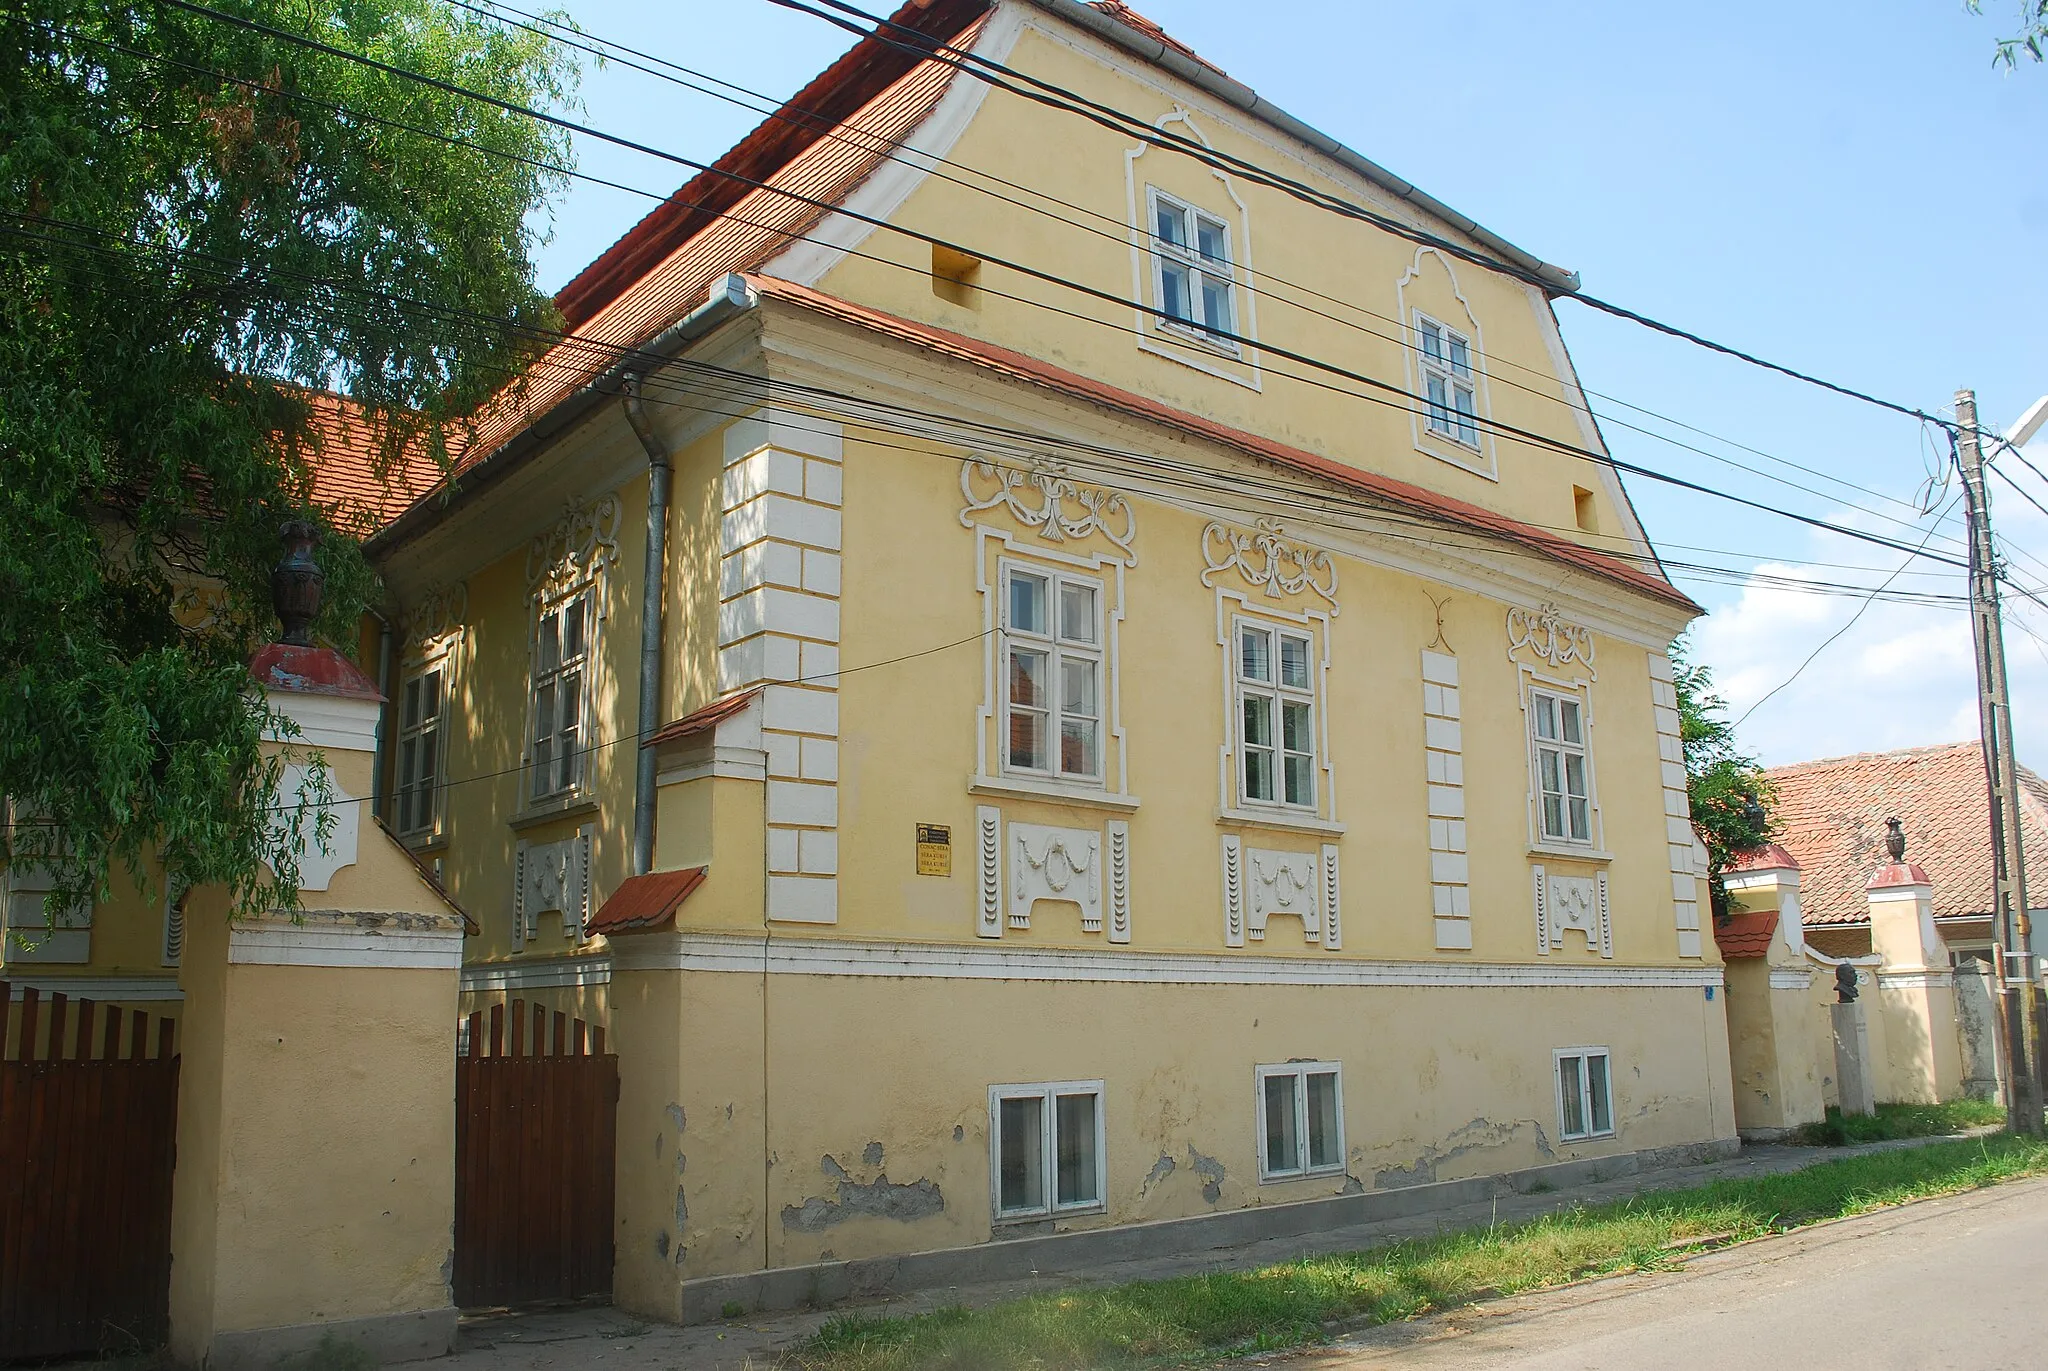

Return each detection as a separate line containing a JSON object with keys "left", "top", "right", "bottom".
{"left": 958, "top": 458, "right": 1137, "bottom": 565}
{"left": 1199, "top": 519, "right": 1338, "bottom": 610}
{"left": 1506, "top": 602, "right": 1597, "bottom": 680}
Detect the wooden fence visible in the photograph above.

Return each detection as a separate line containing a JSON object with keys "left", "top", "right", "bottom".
{"left": 0, "top": 983, "right": 179, "bottom": 1361}
{"left": 453, "top": 998, "right": 617, "bottom": 1308}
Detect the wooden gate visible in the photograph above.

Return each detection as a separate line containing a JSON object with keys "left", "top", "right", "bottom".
{"left": 0, "top": 983, "right": 179, "bottom": 1361}
{"left": 454, "top": 998, "right": 617, "bottom": 1308}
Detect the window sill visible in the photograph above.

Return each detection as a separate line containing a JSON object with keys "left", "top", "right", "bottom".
{"left": 970, "top": 775, "right": 1140, "bottom": 813}
{"left": 1217, "top": 807, "right": 1346, "bottom": 838}
{"left": 510, "top": 796, "right": 601, "bottom": 832}
{"left": 1153, "top": 318, "right": 1243, "bottom": 359}
{"left": 1258, "top": 1166, "right": 1346, "bottom": 1185}
{"left": 1528, "top": 844, "right": 1613, "bottom": 865}
{"left": 1560, "top": 1130, "right": 1616, "bottom": 1145}
{"left": 399, "top": 831, "right": 448, "bottom": 855}
{"left": 992, "top": 1204, "right": 1105, "bottom": 1228}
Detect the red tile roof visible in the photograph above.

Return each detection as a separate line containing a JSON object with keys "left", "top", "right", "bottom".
{"left": 747, "top": 275, "right": 1698, "bottom": 611}
{"left": 1763, "top": 741, "right": 2048, "bottom": 927}
{"left": 1086, "top": 2, "right": 1227, "bottom": 76}
{"left": 587, "top": 867, "right": 708, "bottom": 937}
{"left": 645, "top": 689, "right": 763, "bottom": 749}
{"left": 1714, "top": 909, "right": 1779, "bottom": 959}
{"left": 296, "top": 391, "right": 446, "bottom": 535}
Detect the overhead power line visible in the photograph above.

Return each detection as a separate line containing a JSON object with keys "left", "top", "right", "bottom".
{"left": 772, "top": 0, "right": 1954, "bottom": 429}
{"left": 118, "top": 3, "right": 1984, "bottom": 574}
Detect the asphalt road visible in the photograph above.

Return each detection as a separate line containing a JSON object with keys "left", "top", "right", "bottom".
{"left": 1303, "top": 1175, "right": 2048, "bottom": 1371}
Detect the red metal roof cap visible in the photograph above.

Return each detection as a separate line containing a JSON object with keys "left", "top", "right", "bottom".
{"left": 645, "top": 688, "right": 763, "bottom": 749}
{"left": 1868, "top": 862, "right": 1933, "bottom": 891}
{"left": 248, "top": 643, "right": 382, "bottom": 700}
{"left": 1713, "top": 909, "right": 1779, "bottom": 959}
{"left": 1727, "top": 842, "right": 1801, "bottom": 873}
{"left": 588, "top": 867, "right": 709, "bottom": 937}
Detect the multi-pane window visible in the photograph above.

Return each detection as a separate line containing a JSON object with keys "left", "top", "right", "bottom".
{"left": 394, "top": 666, "right": 444, "bottom": 839}
{"left": 1417, "top": 314, "right": 1480, "bottom": 447}
{"left": 1148, "top": 189, "right": 1237, "bottom": 343}
{"left": 1257, "top": 1063, "right": 1343, "bottom": 1180}
{"left": 990, "top": 1081, "right": 1105, "bottom": 1219}
{"left": 530, "top": 592, "right": 591, "bottom": 802}
{"left": 1237, "top": 622, "right": 1316, "bottom": 809}
{"left": 1004, "top": 566, "right": 1102, "bottom": 782}
{"left": 1530, "top": 688, "right": 1593, "bottom": 844}
{"left": 1556, "top": 1048, "right": 1614, "bottom": 1141}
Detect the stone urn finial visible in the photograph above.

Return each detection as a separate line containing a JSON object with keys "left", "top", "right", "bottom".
{"left": 1884, "top": 816, "right": 1906, "bottom": 864}
{"left": 270, "top": 520, "right": 324, "bottom": 647}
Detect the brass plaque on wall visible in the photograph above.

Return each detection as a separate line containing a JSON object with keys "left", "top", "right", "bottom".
{"left": 915, "top": 823, "right": 952, "bottom": 877}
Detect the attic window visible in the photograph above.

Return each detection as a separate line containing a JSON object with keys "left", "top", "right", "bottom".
{"left": 933, "top": 244, "right": 982, "bottom": 309}
{"left": 1573, "top": 486, "right": 1598, "bottom": 534}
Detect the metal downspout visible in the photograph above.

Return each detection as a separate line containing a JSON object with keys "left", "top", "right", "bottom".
{"left": 623, "top": 374, "right": 672, "bottom": 877}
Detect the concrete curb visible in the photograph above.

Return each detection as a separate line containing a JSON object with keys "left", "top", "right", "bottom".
{"left": 672, "top": 1137, "right": 1741, "bottom": 1323}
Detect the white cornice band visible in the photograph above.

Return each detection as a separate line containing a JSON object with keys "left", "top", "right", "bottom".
{"left": 461, "top": 954, "right": 614, "bottom": 994}
{"left": 229, "top": 922, "right": 463, "bottom": 970}
{"left": 610, "top": 932, "right": 1723, "bottom": 989}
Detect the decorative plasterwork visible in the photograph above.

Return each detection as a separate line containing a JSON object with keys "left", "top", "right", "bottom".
{"left": 525, "top": 495, "right": 621, "bottom": 603}
{"left": 1506, "top": 602, "right": 1597, "bottom": 679}
{"left": 401, "top": 580, "right": 468, "bottom": 654}
{"left": 268, "top": 763, "right": 360, "bottom": 894}
{"left": 976, "top": 805, "right": 1003, "bottom": 939}
{"left": 1200, "top": 519, "right": 1338, "bottom": 609}
{"left": 1009, "top": 822, "right": 1103, "bottom": 933}
{"left": 1221, "top": 835, "right": 1246, "bottom": 947}
{"left": 514, "top": 824, "right": 594, "bottom": 943}
{"left": 1533, "top": 864, "right": 1612, "bottom": 958}
{"left": 1319, "top": 843, "right": 1342, "bottom": 950}
{"left": 1106, "top": 820, "right": 1133, "bottom": 944}
{"left": 958, "top": 459, "right": 1137, "bottom": 565}
{"left": 1246, "top": 847, "right": 1320, "bottom": 942}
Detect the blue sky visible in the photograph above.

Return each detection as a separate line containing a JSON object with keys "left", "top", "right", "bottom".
{"left": 524, "top": 0, "right": 2048, "bottom": 770}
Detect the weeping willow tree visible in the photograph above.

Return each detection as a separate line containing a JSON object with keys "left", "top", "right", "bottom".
{"left": 0, "top": 0, "right": 582, "bottom": 915}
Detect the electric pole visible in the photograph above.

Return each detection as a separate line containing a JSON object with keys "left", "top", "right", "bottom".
{"left": 1955, "top": 388, "right": 2042, "bottom": 1136}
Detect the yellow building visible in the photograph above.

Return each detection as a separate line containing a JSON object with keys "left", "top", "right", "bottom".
{"left": 6, "top": 0, "right": 1738, "bottom": 1330}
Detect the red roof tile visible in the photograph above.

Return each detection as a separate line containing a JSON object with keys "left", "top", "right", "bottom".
{"left": 645, "top": 689, "right": 763, "bottom": 749}
{"left": 588, "top": 867, "right": 708, "bottom": 936}
{"left": 747, "top": 275, "right": 1698, "bottom": 612}
{"left": 1714, "top": 909, "right": 1779, "bottom": 959}
{"left": 1763, "top": 741, "right": 2048, "bottom": 926}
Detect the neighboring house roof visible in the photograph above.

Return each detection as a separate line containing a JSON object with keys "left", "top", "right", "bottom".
{"left": 1714, "top": 909, "right": 1778, "bottom": 959}
{"left": 749, "top": 274, "right": 1698, "bottom": 611}
{"left": 1761, "top": 741, "right": 2048, "bottom": 927}
{"left": 297, "top": 391, "right": 445, "bottom": 535}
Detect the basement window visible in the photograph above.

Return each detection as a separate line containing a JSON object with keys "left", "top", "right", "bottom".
{"left": 932, "top": 244, "right": 983, "bottom": 309}
{"left": 1257, "top": 1062, "right": 1344, "bottom": 1180}
{"left": 990, "top": 1080, "right": 1105, "bottom": 1220}
{"left": 1556, "top": 1048, "right": 1614, "bottom": 1142}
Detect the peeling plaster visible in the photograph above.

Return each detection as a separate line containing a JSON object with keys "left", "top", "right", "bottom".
{"left": 666, "top": 1103, "right": 686, "bottom": 1132}
{"left": 654, "top": 1133, "right": 664, "bottom": 1158}
{"left": 654, "top": 1231, "right": 670, "bottom": 1259}
{"left": 863, "top": 1141, "right": 885, "bottom": 1166}
{"left": 676, "top": 1187, "right": 689, "bottom": 1233}
{"left": 953, "top": 1125, "right": 965, "bottom": 1142}
{"left": 781, "top": 1153, "right": 946, "bottom": 1232}
{"left": 1186, "top": 1145, "right": 1226, "bottom": 1204}
{"left": 1373, "top": 1116, "right": 1551, "bottom": 1189}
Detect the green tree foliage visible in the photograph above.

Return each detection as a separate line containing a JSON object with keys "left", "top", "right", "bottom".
{"left": 1969, "top": 1, "right": 2048, "bottom": 66}
{"left": 0, "top": 1, "right": 580, "bottom": 915}
{"left": 1671, "top": 636, "right": 1775, "bottom": 919}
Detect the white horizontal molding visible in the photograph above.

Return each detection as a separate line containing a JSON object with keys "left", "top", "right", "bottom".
{"left": 460, "top": 954, "right": 613, "bottom": 994}
{"left": 969, "top": 775, "right": 1141, "bottom": 812}
{"left": 612, "top": 932, "right": 1725, "bottom": 990}
{"left": 229, "top": 916, "right": 463, "bottom": 970}
{"left": 1768, "top": 968, "right": 1815, "bottom": 991}
{"left": 1875, "top": 970, "right": 1954, "bottom": 990}
{"left": 1215, "top": 807, "right": 1346, "bottom": 838}
{"left": 263, "top": 692, "right": 381, "bottom": 754}
{"left": 5, "top": 975, "right": 183, "bottom": 1002}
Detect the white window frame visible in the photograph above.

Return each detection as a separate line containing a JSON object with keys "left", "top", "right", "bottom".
{"left": 988, "top": 1079, "right": 1107, "bottom": 1221}
{"left": 1146, "top": 187, "right": 1240, "bottom": 352}
{"left": 527, "top": 586, "right": 596, "bottom": 805}
{"left": 1527, "top": 684, "right": 1596, "bottom": 847}
{"left": 1232, "top": 617, "right": 1320, "bottom": 812}
{"left": 1255, "top": 1061, "right": 1345, "bottom": 1181}
{"left": 393, "top": 660, "right": 448, "bottom": 842}
{"left": 1416, "top": 311, "right": 1480, "bottom": 449}
{"left": 1555, "top": 1047, "right": 1615, "bottom": 1142}
{"left": 999, "top": 560, "right": 1105, "bottom": 787}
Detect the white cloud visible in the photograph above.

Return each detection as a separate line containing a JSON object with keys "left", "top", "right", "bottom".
{"left": 1683, "top": 448, "right": 2048, "bottom": 772}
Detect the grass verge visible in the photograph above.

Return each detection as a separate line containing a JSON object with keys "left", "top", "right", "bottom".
{"left": 1789, "top": 1098, "right": 2005, "bottom": 1146}
{"left": 791, "top": 1133, "right": 2048, "bottom": 1371}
